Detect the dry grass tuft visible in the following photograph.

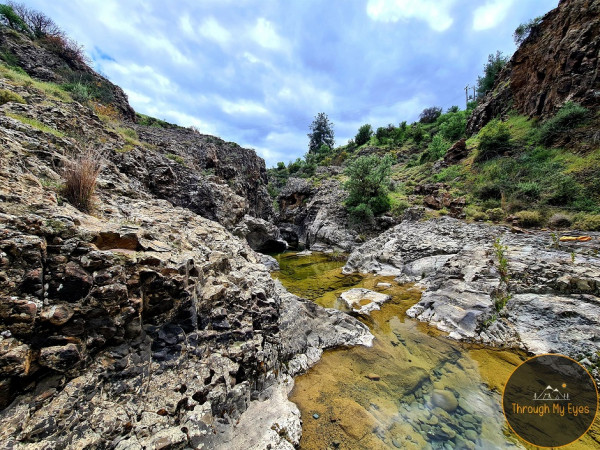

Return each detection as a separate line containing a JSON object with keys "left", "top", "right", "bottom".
{"left": 62, "top": 149, "right": 102, "bottom": 212}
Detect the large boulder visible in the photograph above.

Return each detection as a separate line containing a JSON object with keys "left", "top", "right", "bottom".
{"left": 235, "top": 215, "right": 287, "bottom": 254}
{"left": 343, "top": 217, "right": 600, "bottom": 360}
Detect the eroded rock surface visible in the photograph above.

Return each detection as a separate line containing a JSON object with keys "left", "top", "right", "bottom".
{"left": 467, "top": 0, "right": 600, "bottom": 133}
{"left": 339, "top": 288, "right": 391, "bottom": 315}
{"left": 0, "top": 63, "right": 372, "bottom": 448}
{"left": 343, "top": 217, "right": 600, "bottom": 362}
{"left": 276, "top": 175, "right": 396, "bottom": 252}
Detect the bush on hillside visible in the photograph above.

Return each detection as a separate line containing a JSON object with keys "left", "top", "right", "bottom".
{"left": 420, "top": 134, "right": 450, "bottom": 163}
{"left": 439, "top": 112, "right": 467, "bottom": 141}
{"left": 408, "top": 123, "right": 425, "bottom": 144}
{"left": 476, "top": 119, "right": 511, "bottom": 162}
{"left": 476, "top": 51, "right": 508, "bottom": 98}
{"left": 0, "top": 4, "right": 29, "bottom": 33}
{"left": 419, "top": 106, "right": 442, "bottom": 124}
{"left": 513, "top": 16, "right": 542, "bottom": 46}
{"left": 486, "top": 208, "right": 505, "bottom": 222}
{"left": 42, "top": 34, "right": 89, "bottom": 66}
{"left": 345, "top": 154, "right": 393, "bottom": 221}
{"left": 537, "top": 102, "right": 588, "bottom": 145}
{"left": 573, "top": 214, "right": 600, "bottom": 231}
{"left": 355, "top": 124, "right": 373, "bottom": 146}
{"left": 62, "top": 149, "right": 103, "bottom": 212}
{"left": 515, "top": 210, "right": 542, "bottom": 227}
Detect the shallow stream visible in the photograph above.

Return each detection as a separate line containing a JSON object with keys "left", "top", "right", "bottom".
{"left": 273, "top": 252, "right": 598, "bottom": 449}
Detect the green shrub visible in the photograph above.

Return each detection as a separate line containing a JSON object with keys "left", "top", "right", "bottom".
{"left": 348, "top": 203, "right": 374, "bottom": 225}
{"left": 514, "top": 16, "right": 542, "bottom": 45}
{"left": 420, "top": 134, "right": 450, "bottom": 163}
{"left": 65, "top": 82, "right": 90, "bottom": 103}
{"left": 476, "top": 181, "right": 503, "bottom": 200}
{"left": 0, "top": 88, "right": 25, "bottom": 105}
{"left": 0, "top": 4, "right": 29, "bottom": 33}
{"left": 439, "top": 112, "right": 466, "bottom": 141}
{"left": 537, "top": 102, "right": 588, "bottom": 145}
{"left": 408, "top": 123, "right": 425, "bottom": 144}
{"left": 515, "top": 181, "right": 540, "bottom": 201}
{"left": 476, "top": 119, "right": 511, "bottom": 162}
{"left": 486, "top": 208, "right": 505, "bottom": 222}
{"left": 476, "top": 51, "right": 508, "bottom": 97}
{"left": 465, "top": 206, "right": 487, "bottom": 221}
{"left": 345, "top": 154, "right": 393, "bottom": 216}
{"left": 355, "top": 124, "right": 372, "bottom": 146}
{"left": 573, "top": 214, "right": 600, "bottom": 231}
{"left": 515, "top": 210, "right": 542, "bottom": 227}
{"left": 546, "top": 176, "right": 581, "bottom": 205}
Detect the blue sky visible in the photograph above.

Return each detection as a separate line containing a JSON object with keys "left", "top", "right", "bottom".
{"left": 23, "top": 0, "right": 557, "bottom": 167}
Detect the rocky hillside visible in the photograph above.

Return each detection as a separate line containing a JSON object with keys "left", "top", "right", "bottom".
{"left": 468, "top": 0, "right": 600, "bottom": 133}
{"left": 0, "top": 10, "right": 372, "bottom": 448}
{"left": 0, "top": 22, "right": 278, "bottom": 246}
{"left": 270, "top": 0, "right": 600, "bottom": 251}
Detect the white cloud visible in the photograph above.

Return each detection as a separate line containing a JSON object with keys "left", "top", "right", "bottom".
{"left": 199, "top": 17, "right": 232, "bottom": 45}
{"left": 242, "top": 52, "right": 260, "bottom": 64}
{"left": 180, "top": 14, "right": 194, "bottom": 36}
{"left": 250, "top": 18, "right": 287, "bottom": 51}
{"left": 164, "top": 111, "right": 218, "bottom": 135}
{"left": 276, "top": 79, "right": 334, "bottom": 111}
{"left": 366, "top": 0, "right": 457, "bottom": 32}
{"left": 473, "top": 0, "right": 516, "bottom": 31}
{"left": 126, "top": 90, "right": 152, "bottom": 105}
{"left": 220, "top": 99, "right": 269, "bottom": 115}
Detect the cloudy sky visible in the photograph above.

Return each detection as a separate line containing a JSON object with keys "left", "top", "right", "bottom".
{"left": 23, "top": 0, "right": 557, "bottom": 167}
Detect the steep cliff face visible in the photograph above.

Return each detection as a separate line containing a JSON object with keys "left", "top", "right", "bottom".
{"left": 0, "top": 25, "right": 274, "bottom": 235}
{"left": 468, "top": 0, "right": 600, "bottom": 133}
{"left": 0, "top": 46, "right": 370, "bottom": 448}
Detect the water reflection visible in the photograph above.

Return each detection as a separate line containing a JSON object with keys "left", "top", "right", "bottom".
{"left": 274, "top": 252, "right": 525, "bottom": 449}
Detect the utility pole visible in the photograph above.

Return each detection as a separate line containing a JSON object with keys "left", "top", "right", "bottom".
{"left": 472, "top": 86, "right": 477, "bottom": 103}
{"left": 465, "top": 85, "right": 470, "bottom": 108}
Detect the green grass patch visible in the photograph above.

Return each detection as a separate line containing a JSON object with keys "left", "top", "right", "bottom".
{"left": 0, "top": 88, "right": 25, "bottom": 105}
{"left": 432, "top": 164, "right": 467, "bottom": 183}
{"left": 0, "top": 63, "right": 72, "bottom": 102}
{"left": 166, "top": 153, "right": 185, "bottom": 165}
{"left": 116, "top": 127, "right": 141, "bottom": 147}
{"left": 6, "top": 112, "right": 65, "bottom": 137}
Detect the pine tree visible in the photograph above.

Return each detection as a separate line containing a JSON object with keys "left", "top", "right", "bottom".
{"left": 307, "top": 112, "right": 335, "bottom": 154}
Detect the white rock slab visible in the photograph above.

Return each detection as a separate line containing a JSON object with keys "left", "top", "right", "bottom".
{"left": 340, "top": 288, "right": 391, "bottom": 315}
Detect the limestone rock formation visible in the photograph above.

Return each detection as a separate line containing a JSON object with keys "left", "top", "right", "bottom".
{"left": 467, "top": 0, "right": 600, "bottom": 133}
{"left": 277, "top": 177, "right": 357, "bottom": 251}
{"left": 343, "top": 217, "right": 600, "bottom": 360}
{"left": 0, "top": 51, "right": 372, "bottom": 448}
{"left": 339, "top": 288, "right": 391, "bottom": 315}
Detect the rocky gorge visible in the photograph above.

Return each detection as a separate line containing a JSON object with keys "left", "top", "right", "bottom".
{"left": 0, "top": 23, "right": 372, "bottom": 449}
{"left": 1, "top": 0, "right": 600, "bottom": 448}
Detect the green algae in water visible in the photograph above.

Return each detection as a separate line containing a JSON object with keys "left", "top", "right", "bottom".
{"left": 275, "top": 251, "right": 527, "bottom": 449}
